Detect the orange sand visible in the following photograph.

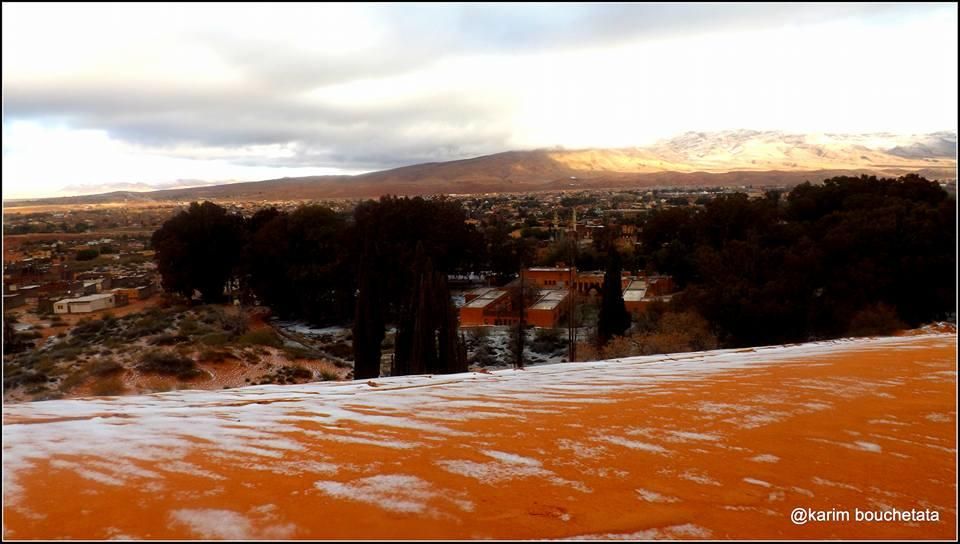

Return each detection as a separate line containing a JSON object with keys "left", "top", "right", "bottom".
{"left": 2, "top": 334, "right": 956, "bottom": 540}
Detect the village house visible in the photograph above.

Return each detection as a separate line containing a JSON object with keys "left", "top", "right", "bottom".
{"left": 53, "top": 292, "right": 127, "bottom": 314}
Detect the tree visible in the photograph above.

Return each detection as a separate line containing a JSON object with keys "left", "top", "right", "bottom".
{"left": 641, "top": 174, "right": 954, "bottom": 346}
{"left": 75, "top": 248, "right": 99, "bottom": 261}
{"left": 351, "top": 196, "right": 480, "bottom": 376}
{"left": 151, "top": 201, "right": 245, "bottom": 303}
{"left": 597, "top": 247, "right": 631, "bottom": 346}
{"left": 353, "top": 240, "right": 384, "bottom": 380}
{"left": 394, "top": 243, "right": 467, "bottom": 375}
{"left": 505, "top": 276, "right": 541, "bottom": 369}
{"left": 246, "top": 206, "right": 351, "bottom": 324}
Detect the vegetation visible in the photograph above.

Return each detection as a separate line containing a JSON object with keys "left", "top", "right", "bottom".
{"left": 138, "top": 175, "right": 953, "bottom": 380}
{"left": 246, "top": 206, "right": 353, "bottom": 324}
{"left": 642, "top": 175, "right": 954, "bottom": 346}
{"left": 137, "top": 350, "right": 203, "bottom": 380}
{"left": 351, "top": 197, "right": 480, "bottom": 378}
{"left": 392, "top": 243, "right": 467, "bottom": 376}
{"left": 75, "top": 248, "right": 100, "bottom": 261}
{"left": 597, "top": 248, "right": 631, "bottom": 346}
{"left": 151, "top": 201, "right": 245, "bottom": 303}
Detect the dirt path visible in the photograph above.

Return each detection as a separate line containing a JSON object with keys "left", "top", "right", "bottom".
{"left": 2, "top": 333, "right": 956, "bottom": 540}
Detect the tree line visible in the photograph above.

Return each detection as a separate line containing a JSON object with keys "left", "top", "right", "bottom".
{"left": 151, "top": 196, "right": 484, "bottom": 379}
{"left": 640, "top": 174, "right": 955, "bottom": 346}
{"left": 151, "top": 174, "right": 955, "bottom": 377}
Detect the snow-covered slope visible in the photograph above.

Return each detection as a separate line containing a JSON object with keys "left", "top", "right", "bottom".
{"left": 549, "top": 130, "right": 957, "bottom": 175}
{"left": 3, "top": 333, "right": 956, "bottom": 539}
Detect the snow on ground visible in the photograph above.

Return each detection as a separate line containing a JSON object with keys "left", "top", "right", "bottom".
{"left": 2, "top": 332, "right": 956, "bottom": 540}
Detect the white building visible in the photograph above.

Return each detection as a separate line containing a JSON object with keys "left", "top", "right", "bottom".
{"left": 53, "top": 293, "right": 118, "bottom": 314}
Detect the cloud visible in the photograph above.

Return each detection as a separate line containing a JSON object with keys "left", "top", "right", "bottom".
{"left": 1, "top": 3, "right": 956, "bottom": 197}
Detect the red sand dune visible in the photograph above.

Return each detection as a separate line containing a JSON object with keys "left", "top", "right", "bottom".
{"left": 2, "top": 333, "right": 956, "bottom": 540}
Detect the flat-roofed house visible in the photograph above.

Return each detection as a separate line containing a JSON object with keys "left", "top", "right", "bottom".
{"left": 526, "top": 290, "right": 570, "bottom": 328}
{"left": 459, "top": 287, "right": 510, "bottom": 327}
{"left": 53, "top": 293, "right": 118, "bottom": 314}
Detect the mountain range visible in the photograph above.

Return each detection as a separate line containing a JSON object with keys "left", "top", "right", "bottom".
{"left": 6, "top": 130, "right": 955, "bottom": 206}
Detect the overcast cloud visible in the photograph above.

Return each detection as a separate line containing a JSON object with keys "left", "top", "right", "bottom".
{"left": 2, "top": 2, "right": 957, "bottom": 198}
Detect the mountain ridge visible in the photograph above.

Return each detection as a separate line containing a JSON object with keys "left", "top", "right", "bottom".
{"left": 5, "top": 131, "right": 955, "bottom": 206}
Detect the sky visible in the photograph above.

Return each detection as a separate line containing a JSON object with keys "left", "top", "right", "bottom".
{"left": 2, "top": 2, "right": 957, "bottom": 199}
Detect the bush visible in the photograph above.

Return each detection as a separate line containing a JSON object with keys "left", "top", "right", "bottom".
{"left": 531, "top": 328, "right": 565, "bottom": 355}
{"left": 325, "top": 341, "right": 353, "bottom": 359}
{"left": 138, "top": 350, "right": 202, "bottom": 380}
{"left": 72, "top": 318, "right": 108, "bottom": 339}
{"left": 265, "top": 365, "right": 313, "bottom": 384}
{"left": 177, "top": 317, "right": 203, "bottom": 336}
{"left": 197, "top": 349, "right": 232, "bottom": 363}
{"left": 58, "top": 371, "right": 87, "bottom": 392}
{"left": 237, "top": 329, "right": 282, "bottom": 348}
{"left": 49, "top": 345, "right": 84, "bottom": 360}
{"left": 4, "top": 370, "right": 48, "bottom": 389}
{"left": 90, "top": 376, "right": 126, "bottom": 396}
{"left": 283, "top": 345, "right": 322, "bottom": 360}
{"left": 849, "top": 303, "right": 905, "bottom": 337}
{"left": 148, "top": 333, "right": 189, "bottom": 346}
{"left": 88, "top": 359, "right": 124, "bottom": 377}
{"left": 319, "top": 367, "right": 339, "bottom": 381}
{"left": 469, "top": 339, "right": 499, "bottom": 367}
{"left": 125, "top": 316, "right": 170, "bottom": 338}
{"left": 199, "top": 332, "right": 230, "bottom": 346}
{"left": 75, "top": 248, "right": 99, "bottom": 261}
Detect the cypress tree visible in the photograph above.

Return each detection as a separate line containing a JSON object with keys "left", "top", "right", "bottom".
{"left": 597, "top": 247, "right": 632, "bottom": 346}
{"left": 352, "top": 241, "right": 384, "bottom": 379}
{"left": 394, "top": 243, "right": 467, "bottom": 376}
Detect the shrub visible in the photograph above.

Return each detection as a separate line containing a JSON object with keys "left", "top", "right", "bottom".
{"left": 4, "top": 371, "right": 48, "bottom": 389}
{"left": 88, "top": 359, "right": 124, "bottom": 377}
{"left": 199, "top": 332, "right": 230, "bottom": 346}
{"left": 286, "top": 365, "right": 312, "bottom": 380}
{"left": 72, "top": 318, "right": 107, "bottom": 339}
{"left": 325, "top": 341, "right": 353, "bottom": 359}
{"left": 177, "top": 317, "right": 204, "bottom": 337}
{"left": 319, "top": 367, "right": 339, "bottom": 381}
{"left": 197, "top": 349, "right": 232, "bottom": 363}
{"left": 75, "top": 248, "right": 99, "bottom": 261}
{"left": 531, "top": 328, "right": 565, "bottom": 354}
{"left": 138, "top": 350, "right": 202, "bottom": 380}
{"left": 90, "top": 376, "right": 126, "bottom": 396}
{"left": 469, "top": 339, "right": 499, "bottom": 367}
{"left": 283, "top": 345, "right": 322, "bottom": 360}
{"left": 237, "top": 329, "right": 282, "bottom": 348}
{"left": 270, "top": 365, "right": 313, "bottom": 384}
{"left": 49, "top": 346, "right": 84, "bottom": 360}
{"left": 125, "top": 316, "right": 170, "bottom": 338}
{"left": 58, "top": 371, "right": 88, "bottom": 393}
{"left": 148, "top": 333, "right": 189, "bottom": 346}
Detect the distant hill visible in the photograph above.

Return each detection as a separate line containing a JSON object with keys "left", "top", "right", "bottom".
{"left": 5, "top": 131, "right": 955, "bottom": 207}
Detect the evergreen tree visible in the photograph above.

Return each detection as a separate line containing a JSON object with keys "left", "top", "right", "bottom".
{"left": 597, "top": 248, "right": 632, "bottom": 346}
{"left": 352, "top": 241, "right": 384, "bottom": 379}
{"left": 151, "top": 201, "right": 245, "bottom": 303}
{"left": 394, "top": 243, "right": 467, "bottom": 376}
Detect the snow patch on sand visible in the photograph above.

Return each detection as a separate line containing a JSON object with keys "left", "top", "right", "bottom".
{"left": 635, "top": 488, "right": 680, "bottom": 503}
{"left": 314, "top": 474, "right": 472, "bottom": 515}
{"left": 168, "top": 508, "right": 296, "bottom": 540}
{"left": 749, "top": 454, "right": 780, "bottom": 463}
